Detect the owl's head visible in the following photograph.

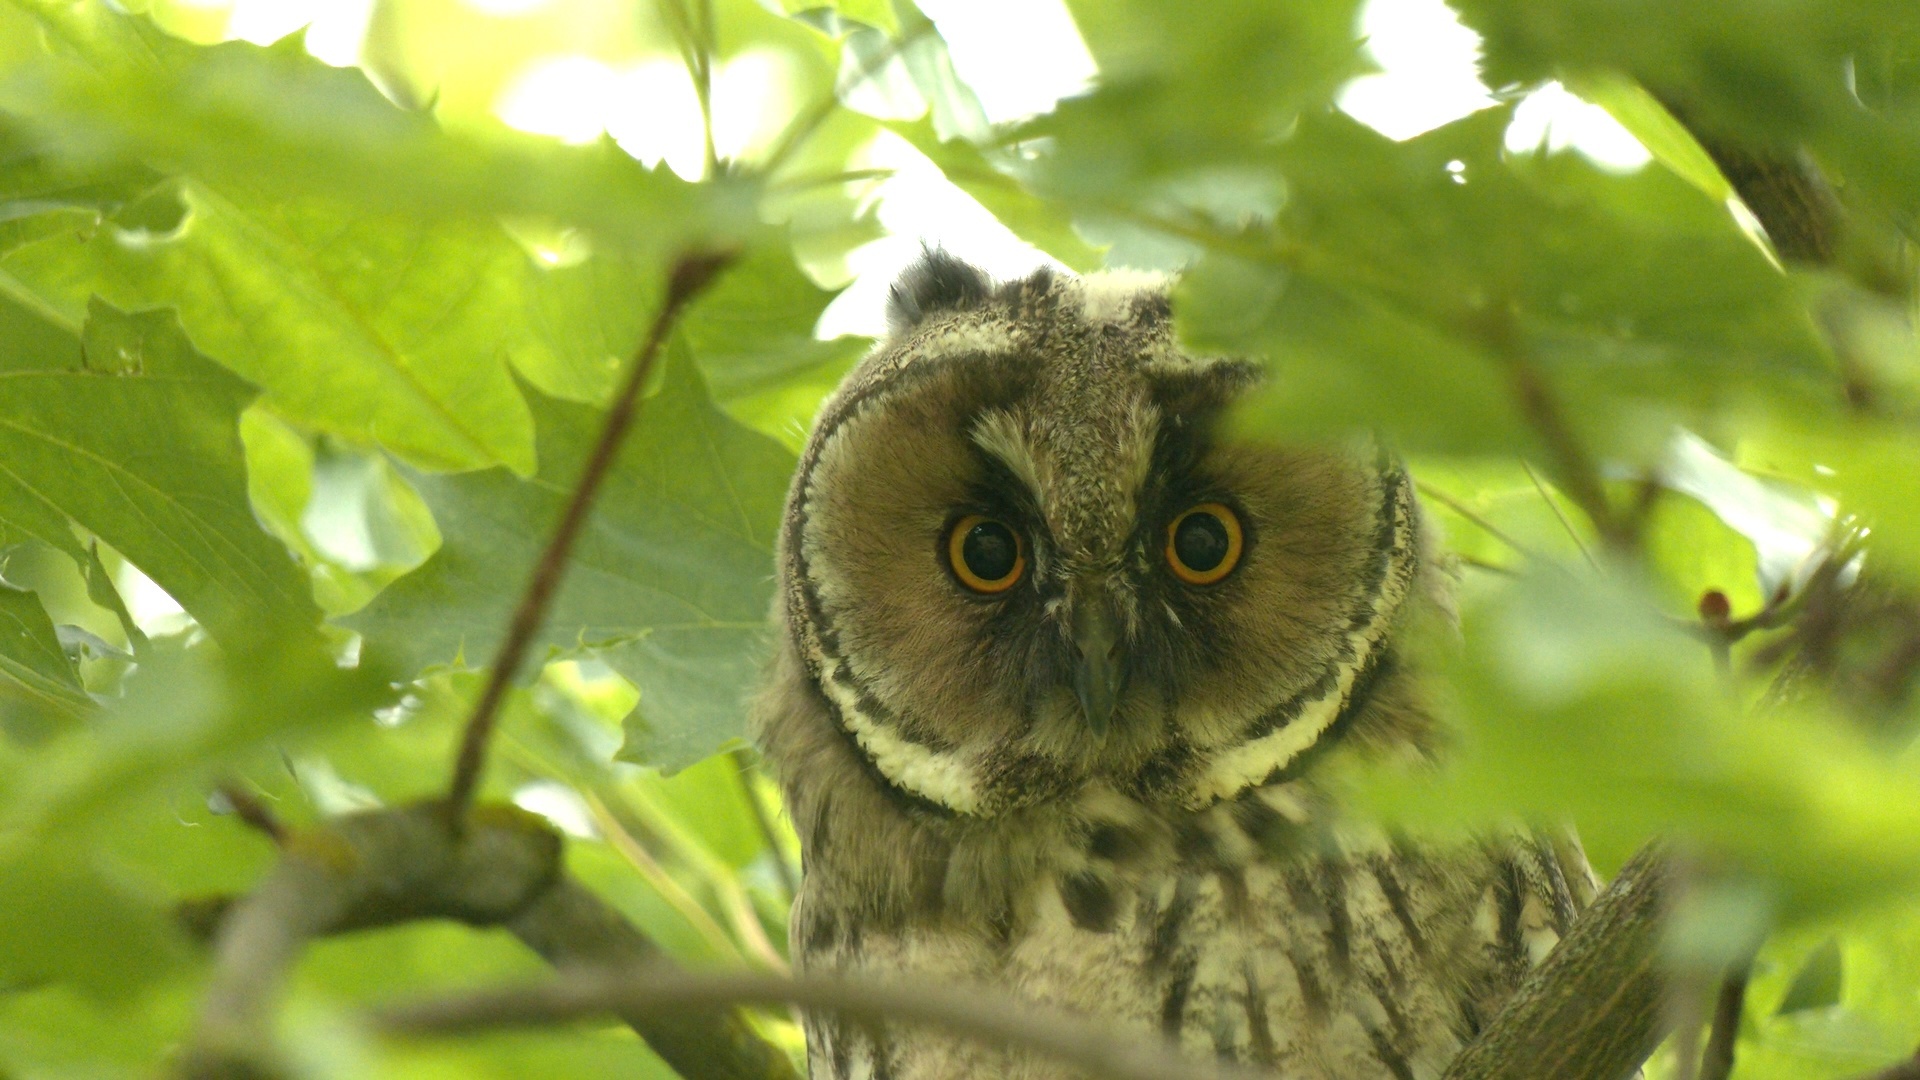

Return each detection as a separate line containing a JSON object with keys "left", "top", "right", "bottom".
{"left": 777, "top": 252, "right": 1419, "bottom": 819}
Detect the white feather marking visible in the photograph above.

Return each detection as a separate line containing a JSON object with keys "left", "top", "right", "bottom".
{"left": 1187, "top": 471, "right": 1419, "bottom": 807}
{"left": 971, "top": 410, "right": 1045, "bottom": 503}
{"left": 1077, "top": 269, "right": 1170, "bottom": 324}
{"left": 807, "top": 646, "right": 987, "bottom": 813}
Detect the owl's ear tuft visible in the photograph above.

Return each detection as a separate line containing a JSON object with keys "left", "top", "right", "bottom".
{"left": 887, "top": 249, "right": 994, "bottom": 336}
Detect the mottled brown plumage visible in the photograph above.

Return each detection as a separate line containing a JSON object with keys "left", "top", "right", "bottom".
{"left": 755, "top": 254, "right": 1589, "bottom": 1079}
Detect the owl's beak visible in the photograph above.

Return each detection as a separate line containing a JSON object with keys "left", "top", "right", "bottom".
{"left": 1071, "top": 599, "right": 1126, "bottom": 740}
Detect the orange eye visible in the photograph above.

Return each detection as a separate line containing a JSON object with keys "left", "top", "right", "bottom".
{"left": 947, "top": 515, "right": 1026, "bottom": 594}
{"left": 1166, "top": 503, "right": 1243, "bottom": 585}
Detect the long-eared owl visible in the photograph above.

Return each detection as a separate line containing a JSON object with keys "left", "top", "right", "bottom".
{"left": 754, "top": 252, "right": 1593, "bottom": 1080}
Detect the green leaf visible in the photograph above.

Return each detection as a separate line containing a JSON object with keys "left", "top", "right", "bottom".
{"left": 1777, "top": 936, "right": 1846, "bottom": 1014}
{"left": 0, "top": 113, "right": 159, "bottom": 259}
{"left": 1360, "top": 570, "right": 1920, "bottom": 915}
{"left": 3, "top": 179, "right": 547, "bottom": 473}
{"left": 887, "top": 117, "right": 1104, "bottom": 271}
{"left": 1452, "top": 0, "right": 1920, "bottom": 232}
{"left": 0, "top": 582, "right": 92, "bottom": 740}
{"left": 346, "top": 355, "right": 794, "bottom": 772}
{"left": 1036, "top": 0, "right": 1367, "bottom": 196}
{"left": 680, "top": 240, "right": 868, "bottom": 440}
{"left": 0, "top": 845, "right": 186, "bottom": 999}
{"left": 0, "top": 4, "right": 749, "bottom": 253}
{"left": 0, "top": 292, "right": 318, "bottom": 648}
{"left": 1171, "top": 108, "right": 1832, "bottom": 464}
{"left": 1568, "top": 72, "right": 1733, "bottom": 203}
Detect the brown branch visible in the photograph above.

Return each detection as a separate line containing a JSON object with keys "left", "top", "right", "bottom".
{"left": 216, "top": 781, "right": 288, "bottom": 847}
{"left": 1441, "top": 844, "right": 1672, "bottom": 1080}
{"left": 448, "top": 251, "right": 735, "bottom": 816}
{"left": 378, "top": 967, "right": 1263, "bottom": 1080}
{"left": 177, "top": 801, "right": 798, "bottom": 1080}
{"left": 1414, "top": 479, "right": 1539, "bottom": 560}
{"left": 1697, "top": 965, "right": 1750, "bottom": 1080}
{"left": 1651, "top": 92, "right": 1838, "bottom": 266}
{"left": 1507, "top": 359, "right": 1629, "bottom": 551}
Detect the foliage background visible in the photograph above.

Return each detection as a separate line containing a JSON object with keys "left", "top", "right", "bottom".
{"left": 1, "top": 0, "right": 1918, "bottom": 1077}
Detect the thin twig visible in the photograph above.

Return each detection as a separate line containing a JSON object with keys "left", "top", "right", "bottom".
{"left": 447, "top": 252, "right": 735, "bottom": 817}
{"left": 1505, "top": 357, "right": 1627, "bottom": 551}
{"left": 760, "top": 18, "right": 940, "bottom": 177}
{"left": 1415, "top": 479, "right": 1538, "bottom": 560}
{"left": 378, "top": 967, "right": 1262, "bottom": 1080}
{"left": 1458, "top": 554, "right": 1521, "bottom": 577}
{"left": 1698, "top": 964, "right": 1751, "bottom": 1080}
{"left": 731, "top": 746, "right": 800, "bottom": 898}
{"left": 1523, "top": 460, "right": 1598, "bottom": 570}
{"left": 216, "top": 780, "right": 288, "bottom": 847}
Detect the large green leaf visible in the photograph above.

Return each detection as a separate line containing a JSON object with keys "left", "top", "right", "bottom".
{"left": 1361, "top": 570, "right": 1920, "bottom": 916}
{"left": 346, "top": 354, "right": 794, "bottom": 772}
{"left": 0, "top": 291, "right": 318, "bottom": 648}
{"left": 1452, "top": 0, "right": 1920, "bottom": 233}
{"left": 1170, "top": 108, "right": 1833, "bottom": 464}
{"left": 3, "top": 181, "right": 548, "bottom": 473}
{"left": 0, "top": 3, "right": 747, "bottom": 253}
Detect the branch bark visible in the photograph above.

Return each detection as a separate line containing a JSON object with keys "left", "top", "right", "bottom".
{"left": 377, "top": 967, "right": 1264, "bottom": 1080}
{"left": 1440, "top": 844, "right": 1672, "bottom": 1080}
{"left": 176, "top": 801, "right": 798, "bottom": 1080}
{"left": 448, "top": 250, "right": 735, "bottom": 815}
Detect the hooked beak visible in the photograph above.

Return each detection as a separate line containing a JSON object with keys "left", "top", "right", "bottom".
{"left": 1070, "top": 596, "right": 1127, "bottom": 740}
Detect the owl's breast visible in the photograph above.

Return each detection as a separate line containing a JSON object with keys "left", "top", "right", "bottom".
{"left": 796, "top": 824, "right": 1580, "bottom": 1080}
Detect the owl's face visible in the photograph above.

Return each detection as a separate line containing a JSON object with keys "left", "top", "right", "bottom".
{"left": 779, "top": 254, "right": 1416, "bottom": 818}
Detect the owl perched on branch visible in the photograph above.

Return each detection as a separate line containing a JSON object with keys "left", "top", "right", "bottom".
{"left": 755, "top": 252, "right": 1591, "bottom": 1080}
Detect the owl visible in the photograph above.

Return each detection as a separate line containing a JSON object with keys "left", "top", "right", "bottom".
{"left": 754, "top": 252, "right": 1592, "bottom": 1080}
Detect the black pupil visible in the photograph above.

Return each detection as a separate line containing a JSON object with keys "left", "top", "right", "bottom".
{"left": 1174, "top": 511, "right": 1230, "bottom": 573}
{"left": 962, "top": 521, "right": 1018, "bottom": 582}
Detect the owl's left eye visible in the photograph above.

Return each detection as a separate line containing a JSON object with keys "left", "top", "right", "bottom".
{"left": 947, "top": 515, "right": 1026, "bottom": 594}
{"left": 1166, "top": 503, "right": 1244, "bottom": 585}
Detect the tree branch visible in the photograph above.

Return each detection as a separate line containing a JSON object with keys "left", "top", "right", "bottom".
{"left": 1697, "top": 964, "right": 1750, "bottom": 1080}
{"left": 448, "top": 251, "right": 735, "bottom": 816}
{"left": 176, "top": 801, "right": 799, "bottom": 1080}
{"left": 1441, "top": 844, "right": 1672, "bottom": 1080}
{"left": 377, "top": 967, "right": 1265, "bottom": 1080}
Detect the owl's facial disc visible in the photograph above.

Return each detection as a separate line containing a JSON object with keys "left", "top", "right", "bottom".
{"left": 782, "top": 256, "right": 1419, "bottom": 817}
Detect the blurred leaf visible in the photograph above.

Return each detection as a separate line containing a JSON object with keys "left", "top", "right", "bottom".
{"left": 1, "top": 632, "right": 396, "bottom": 842}
{"left": 0, "top": 582, "right": 92, "bottom": 740}
{"left": 680, "top": 240, "right": 868, "bottom": 438}
{"left": 1168, "top": 108, "right": 1832, "bottom": 464}
{"left": 1361, "top": 570, "right": 1920, "bottom": 915}
{"left": 1041, "top": 0, "right": 1368, "bottom": 194}
{"left": 0, "top": 292, "right": 318, "bottom": 648}
{"left": 0, "top": 113, "right": 159, "bottom": 258}
{"left": 346, "top": 356, "right": 793, "bottom": 772}
{"left": 1658, "top": 430, "right": 1829, "bottom": 599}
{"left": 779, "top": 0, "right": 898, "bottom": 36}
{"left": 0, "top": 4, "right": 750, "bottom": 252}
{"left": 887, "top": 117, "right": 1104, "bottom": 270}
{"left": 0, "top": 846, "right": 186, "bottom": 999}
{"left": 1568, "top": 72, "right": 1733, "bottom": 203}
{"left": 1452, "top": 0, "right": 1920, "bottom": 232}
{"left": 1777, "top": 936, "right": 1846, "bottom": 1014}
{"left": 4, "top": 180, "right": 549, "bottom": 473}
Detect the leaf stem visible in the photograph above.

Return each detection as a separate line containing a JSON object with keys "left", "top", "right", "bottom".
{"left": 447, "top": 251, "right": 735, "bottom": 819}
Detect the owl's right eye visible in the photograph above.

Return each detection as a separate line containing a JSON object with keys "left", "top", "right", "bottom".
{"left": 947, "top": 515, "right": 1026, "bottom": 594}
